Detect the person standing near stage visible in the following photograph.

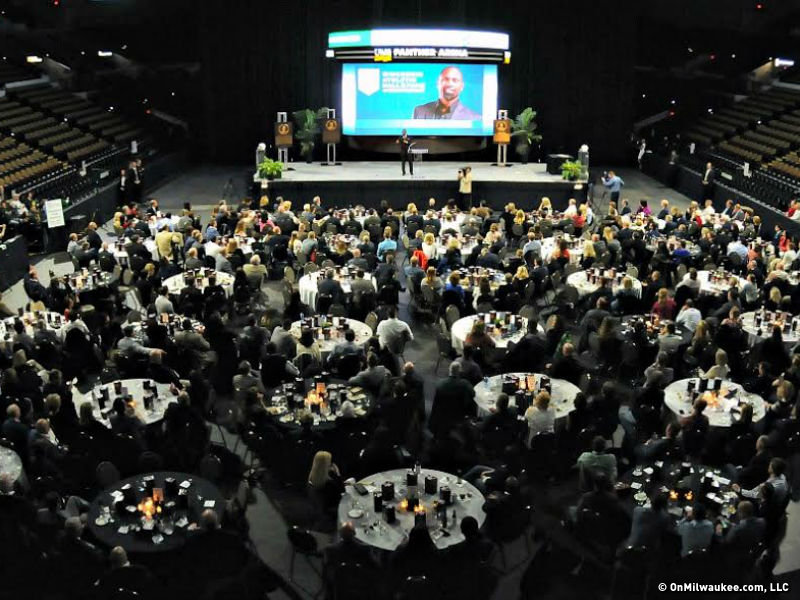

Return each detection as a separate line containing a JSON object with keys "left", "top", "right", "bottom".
{"left": 396, "top": 129, "right": 413, "bottom": 176}
{"left": 458, "top": 166, "right": 473, "bottom": 210}
{"left": 601, "top": 170, "right": 624, "bottom": 204}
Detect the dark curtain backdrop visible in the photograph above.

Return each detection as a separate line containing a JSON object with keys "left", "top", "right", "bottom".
{"left": 198, "top": 0, "right": 636, "bottom": 163}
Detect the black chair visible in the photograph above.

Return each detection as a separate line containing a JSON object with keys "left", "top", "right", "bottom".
{"left": 335, "top": 353, "right": 362, "bottom": 380}
{"left": 611, "top": 545, "right": 652, "bottom": 599}
{"left": 331, "top": 562, "right": 375, "bottom": 600}
{"left": 287, "top": 526, "right": 323, "bottom": 595}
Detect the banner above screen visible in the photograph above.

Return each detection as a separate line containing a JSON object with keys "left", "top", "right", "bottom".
{"left": 327, "top": 29, "right": 510, "bottom": 64}
{"left": 342, "top": 63, "right": 498, "bottom": 136}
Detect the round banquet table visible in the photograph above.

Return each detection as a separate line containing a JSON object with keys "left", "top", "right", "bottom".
{"left": 112, "top": 239, "right": 159, "bottom": 263}
{"left": 474, "top": 373, "right": 580, "bottom": 418}
{"left": 450, "top": 314, "right": 531, "bottom": 354}
{"left": 540, "top": 237, "right": 585, "bottom": 264}
{"left": 65, "top": 270, "right": 115, "bottom": 294}
{"left": 0, "top": 311, "right": 67, "bottom": 340}
{"left": 566, "top": 269, "right": 643, "bottom": 298}
{"left": 163, "top": 269, "right": 234, "bottom": 297}
{"left": 73, "top": 378, "right": 177, "bottom": 428}
{"left": 130, "top": 314, "right": 204, "bottom": 342}
{"left": 322, "top": 233, "right": 361, "bottom": 252}
{"left": 437, "top": 212, "right": 468, "bottom": 230}
{"left": 289, "top": 318, "right": 372, "bottom": 356}
{"left": 740, "top": 311, "right": 800, "bottom": 346}
{"left": 87, "top": 471, "right": 224, "bottom": 554}
{"left": 298, "top": 271, "right": 377, "bottom": 309}
{"left": 691, "top": 270, "right": 740, "bottom": 296}
{"left": 0, "top": 445, "right": 23, "bottom": 483}
{"left": 663, "top": 378, "right": 766, "bottom": 428}
{"left": 617, "top": 460, "right": 739, "bottom": 522}
{"left": 337, "top": 468, "right": 486, "bottom": 552}
{"left": 265, "top": 379, "right": 372, "bottom": 432}
{"left": 436, "top": 236, "right": 480, "bottom": 259}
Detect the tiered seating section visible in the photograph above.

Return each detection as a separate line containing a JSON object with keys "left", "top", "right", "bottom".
{"left": 0, "top": 125, "right": 69, "bottom": 190}
{"left": 671, "top": 86, "right": 800, "bottom": 211}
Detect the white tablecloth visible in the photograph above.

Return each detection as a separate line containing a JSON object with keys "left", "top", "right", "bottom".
{"left": 74, "top": 378, "right": 177, "bottom": 428}
{"left": 450, "top": 315, "right": 530, "bottom": 354}
{"left": 298, "top": 272, "right": 377, "bottom": 308}
{"left": 163, "top": 270, "right": 234, "bottom": 297}
{"left": 113, "top": 239, "right": 159, "bottom": 263}
{"left": 692, "top": 270, "right": 740, "bottom": 296}
{"left": 0, "top": 312, "right": 66, "bottom": 340}
{"left": 741, "top": 311, "right": 800, "bottom": 345}
{"left": 337, "top": 468, "right": 486, "bottom": 551}
{"left": 474, "top": 373, "right": 580, "bottom": 418}
{"left": 289, "top": 318, "right": 372, "bottom": 355}
{"left": 0, "top": 446, "right": 23, "bottom": 483}
{"left": 540, "top": 237, "right": 584, "bottom": 264}
{"left": 663, "top": 378, "right": 766, "bottom": 428}
{"left": 566, "top": 270, "right": 643, "bottom": 298}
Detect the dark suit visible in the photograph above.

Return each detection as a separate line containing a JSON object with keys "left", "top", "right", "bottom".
{"left": 429, "top": 375, "right": 475, "bottom": 437}
{"left": 413, "top": 99, "right": 480, "bottom": 120}
{"left": 724, "top": 517, "right": 765, "bottom": 552}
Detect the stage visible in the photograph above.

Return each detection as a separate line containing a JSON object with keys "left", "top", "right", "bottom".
{"left": 256, "top": 161, "right": 587, "bottom": 210}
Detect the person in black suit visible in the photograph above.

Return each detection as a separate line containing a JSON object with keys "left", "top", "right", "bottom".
{"left": 701, "top": 161, "right": 715, "bottom": 201}
{"left": 2, "top": 402, "right": 30, "bottom": 459}
{"left": 548, "top": 343, "right": 584, "bottom": 385}
{"left": 721, "top": 500, "right": 765, "bottom": 553}
{"left": 95, "top": 546, "right": 156, "bottom": 598}
{"left": 117, "top": 168, "right": 129, "bottom": 207}
{"left": 55, "top": 517, "right": 105, "bottom": 595}
{"left": 323, "top": 522, "right": 378, "bottom": 594}
{"left": 317, "top": 269, "right": 344, "bottom": 306}
{"left": 396, "top": 129, "right": 413, "bottom": 176}
{"left": 429, "top": 362, "right": 475, "bottom": 438}
{"left": 734, "top": 435, "right": 772, "bottom": 490}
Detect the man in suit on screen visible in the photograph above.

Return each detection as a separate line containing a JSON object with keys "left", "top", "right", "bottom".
{"left": 413, "top": 66, "right": 481, "bottom": 120}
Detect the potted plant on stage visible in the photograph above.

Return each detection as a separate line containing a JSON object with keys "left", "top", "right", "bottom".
{"left": 561, "top": 160, "right": 582, "bottom": 181}
{"left": 510, "top": 107, "right": 542, "bottom": 164}
{"left": 292, "top": 107, "right": 330, "bottom": 163}
{"left": 258, "top": 158, "right": 284, "bottom": 181}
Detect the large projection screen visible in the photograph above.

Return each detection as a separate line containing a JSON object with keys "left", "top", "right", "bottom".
{"left": 342, "top": 63, "right": 498, "bottom": 136}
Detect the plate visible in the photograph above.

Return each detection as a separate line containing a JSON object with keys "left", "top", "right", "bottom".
{"left": 280, "top": 415, "right": 294, "bottom": 423}
{"left": 634, "top": 492, "right": 647, "bottom": 503}
{"left": 94, "top": 517, "right": 109, "bottom": 526}
{"left": 348, "top": 509, "right": 364, "bottom": 518}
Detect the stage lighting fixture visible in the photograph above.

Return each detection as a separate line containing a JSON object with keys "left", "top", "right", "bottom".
{"left": 26, "top": 56, "right": 43, "bottom": 64}
{"left": 98, "top": 51, "right": 112, "bottom": 57}
{"left": 325, "top": 49, "right": 334, "bottom": 58}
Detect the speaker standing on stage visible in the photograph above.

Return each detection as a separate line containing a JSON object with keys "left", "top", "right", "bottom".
{"left": 458, "top": 166, "right": 472, "bottom": 210}
{"left": 601, "top": 170, "right": 624, "bottom": 203}
{"left": 396, "top": 129, "right": 413, "bottom": 176}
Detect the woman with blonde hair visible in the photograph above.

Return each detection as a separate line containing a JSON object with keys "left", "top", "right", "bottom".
{"left": 581, "top": 240, "right": 597, "bottom": 269}
{"left": 308, "top": 450, "right": 344, "bottom": 511}
{"left": 701, "top": 349, "right": 729, "bottom": 379}
{"left": 290, "top": 231, "right": 302, "bottom": 256}
{"left": 422, "top": 232, "right": 438, "bottom": 261}
{"left": 406, "top": 202, "right": 418, "bottom": 215}
{"left": 421, "top": 266, "right": 443, "bottom": 294}
{"left": 766, "top": 286, "right": 782, "bottom": 311}
{"left": 513, "top": 265, "right": 530, "bottom": 295}
{"left": 651, "top": 288, "right": 677, "bottom": 320}
{"left": 525, "top": 391, "right": 555, "bottom": 445}
{"left": 357, "top": 230, "right": 375, "bottom": 255}
{"left": 538, "top": 197, "right": 552, "bottom": 213}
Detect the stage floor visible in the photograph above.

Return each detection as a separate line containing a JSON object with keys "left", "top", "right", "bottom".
{"left": 275, "top": 161, "right": 565, "bottom": 184}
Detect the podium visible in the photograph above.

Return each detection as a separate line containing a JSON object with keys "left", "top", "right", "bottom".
{"left": 409, "top": 147, "right": 428, "bottom": 178}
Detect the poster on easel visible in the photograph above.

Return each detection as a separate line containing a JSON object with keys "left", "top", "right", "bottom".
{"left": 45, "top": 199, "right": 65, "bottom": 228}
